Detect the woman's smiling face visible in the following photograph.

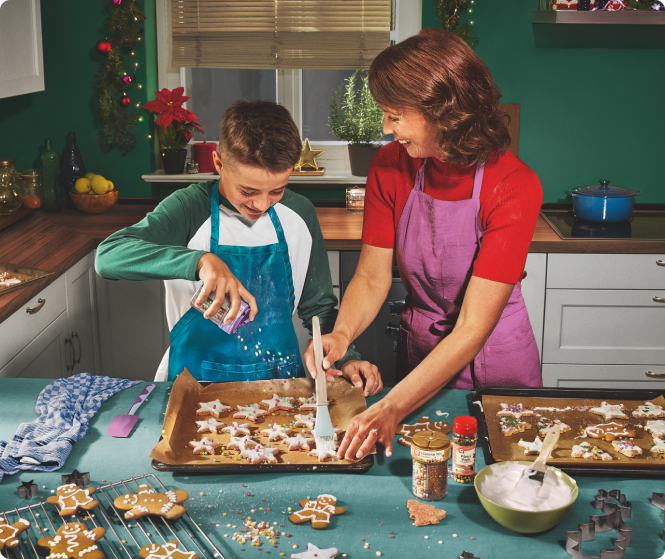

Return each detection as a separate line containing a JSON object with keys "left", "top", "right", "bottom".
{"left": 381, "top": 108, "right": 441, "bottom": 159}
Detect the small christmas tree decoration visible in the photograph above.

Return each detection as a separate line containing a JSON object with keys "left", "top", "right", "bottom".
{"left": 95, "top": 39, "right": 112, "bottom": 55}
{"left": 119, "top": 94, "right": 131, "bottom": 107}
{"left": 292, "top": 139, "right": 325, "bottom": 175}
{"left": 434, "top": 0, "right": 478, "bottom": 49}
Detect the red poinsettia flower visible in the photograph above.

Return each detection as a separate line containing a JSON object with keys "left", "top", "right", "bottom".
{"left": 142, "top": 86, "right": 191, "bottom": 129}
{"left": 181, "top": 109, "right": 204, "bottom": 134}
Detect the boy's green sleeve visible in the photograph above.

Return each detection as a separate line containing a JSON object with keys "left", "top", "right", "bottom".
{"left": 95, "top": 184, "right": 211, "bottom": 281}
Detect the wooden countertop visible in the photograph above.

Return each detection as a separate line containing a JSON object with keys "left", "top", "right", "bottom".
{"left": 1, "top": 203, "right": 664, "bottom": 324}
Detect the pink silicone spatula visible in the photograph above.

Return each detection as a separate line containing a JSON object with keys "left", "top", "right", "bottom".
{"left": 106, "top": 383, "right": 155, "bottom": 438}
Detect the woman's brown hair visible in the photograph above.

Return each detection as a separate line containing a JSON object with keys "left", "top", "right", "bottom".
{"left": 219, "top": 101, "right": 302, "bottom": 172}
{"left": 369, "top": 27, "right": 510, "bottom": 166}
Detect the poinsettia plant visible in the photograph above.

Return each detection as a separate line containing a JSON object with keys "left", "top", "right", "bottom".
{"left": 142, "top": 87, "right": 204, "bottom": 152}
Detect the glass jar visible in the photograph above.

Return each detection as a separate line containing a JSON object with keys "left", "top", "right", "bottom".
{"left": 452, "top": 415, "right": 478, "bottom": 483}
{"left": 0, "top": 159, "right": 22, "bottom": 216}
{"left": 346, "top": 187, "right": 365, "bottom": 213}
{"left": 411, "top": 430, "right": 451, "bottom": 501}
{"left": 20, "top": 169, "right": 43, "bottom": 209}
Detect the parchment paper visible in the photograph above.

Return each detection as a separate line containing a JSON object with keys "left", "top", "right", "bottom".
{"left": 150, "top": 369, "right": 373, "bottom": 466}
{"left": 482, "top": 393, "right": 665, "bottom": 468}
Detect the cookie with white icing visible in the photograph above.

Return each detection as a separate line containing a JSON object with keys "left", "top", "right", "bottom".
{"left": 139, "top": 541, "right": 198, "bottom": 559}
{"left": 114, "top": 485, "right": 189, "bottom": 520}
{"left": 580, "top": 422, "right": 635, "bottom": 441}
{"left": 261, "top": 423, "right": 292, "bottom": 441}
{"left": 221, "top": 422, "right": 251, "bottom": 437}
{"left": 38, "top": 522, "right": 106, "bottom": 559}
{"left": 293, "top": 413, "right": 316, "bottom": 429}
{"left": 297, "top": 394, "right": 318, "bottom": 412}
{"left": 611, "top": 439, "right": 642, "bottom": 458}
{"left": 499, "top": 417, "right": 531, "bottom": 437}
{"left": 650, "top": 438, "right": 665, "bottom": 454}
{"left": 227, "top": 435, "right": 258, "bottom": 452}
{"left": 195, "top": 417, "right": 225, "bottom": 434}
{"left": 646, "top": 419, "right": 665, "bottom": 439}
{"left": 243, "top": 444, "right": 280, "bottom": 464}
{"left": 234, "top": 404, "right": 268, "bottom": 421}
{"left": 537, "top": 417, "right": 570, "bottom": 437}
{"left": 260, "top": 394, "right": 295, "bottom": 411}
{"left": 571, "top": 441, "right": 612, "bottom": 461}
{"left": 517, "top": 437, "right": 557, "bottom": 456}
{"left": 497, "top": 403, "right": 533, "bottom": 419}
{"left": 633, "top": 401, "right": 665, "bottom": 419}
{"left": 289, "top": 494, "right": 346, "bottom": 529}
{"left": 189, "top": 437, "right": 221, "bottom": 455}
{"left": 195, "top": 399, "right": 231, "bottom": 419}
{"left": 283, "top": 434, "right": 315, "bottom": 451}
{"left": 46, "top": 484, "right": 100, "bottom": 516}
{"left": 0, "top": 519, "right": 31, "bottom": 548}
{"left": 291, "top": 543, "right": 339, "bottom": 559}
{"left": 590, "top": 401, "right": 627, "bottom": 420}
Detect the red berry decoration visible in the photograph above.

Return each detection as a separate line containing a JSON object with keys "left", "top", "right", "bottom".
{"left": 95, "top": 39, "right": 112, "bottom": 55}
{"left": 119, "top": 94, "right": 131, "bottom": 107}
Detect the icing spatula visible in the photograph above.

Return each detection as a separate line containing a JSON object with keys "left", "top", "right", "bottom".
{"left": 312, "top": 316, "right": 335, "bottom": 452}
{"left": 508, "top": 424, "right": 560, "bottom": 508}
{"left": 107, "top": 384, "right": 155, "bottom": 438}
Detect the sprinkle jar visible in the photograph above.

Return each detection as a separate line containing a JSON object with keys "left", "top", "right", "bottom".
{"left": 452, "top": 415, "right": 478, "bottom": 483}
{"left": 411, "top": 430, "right": 450, "bottom": 501}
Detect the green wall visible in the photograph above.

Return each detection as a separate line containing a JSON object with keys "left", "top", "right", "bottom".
{"left": 423, "top": 1, "right": 665, "bottom": 203}
{"left": 0, "top": 0, "right": 154, "bottom": 198}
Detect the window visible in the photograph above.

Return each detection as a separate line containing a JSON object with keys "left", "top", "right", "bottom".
{"left": 156, "top": 0, "right": 421, "bottom": 145}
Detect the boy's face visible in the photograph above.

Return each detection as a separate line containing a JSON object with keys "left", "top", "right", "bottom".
{"left": 213, "top": 150, "right": 291, "bottom": 221}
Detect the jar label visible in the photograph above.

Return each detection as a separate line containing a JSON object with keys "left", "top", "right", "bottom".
{"left": 411, "top": 447, "right": 449, "bottom": 463}
{"left": 452, "top": 444, "right": 476, "bottom": 475}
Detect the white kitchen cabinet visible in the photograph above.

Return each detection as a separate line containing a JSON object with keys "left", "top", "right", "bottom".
{"left": 542, "top": 364, "right": 665, "bottom": 389}
{"left": 95, "top": 275, "right": 169, "bottom": 382}
{"left": 0, "top": 252, "right": 100, "bottom": 378}
{"left": 521, "top": 253, "right": 547, "bottom": 361}
{"left": 0, "top": 0, "right": 45, "bottom": 99}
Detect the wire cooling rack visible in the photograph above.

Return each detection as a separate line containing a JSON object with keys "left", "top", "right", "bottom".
{"left": 1, "top": 473, "right": 226, "bottom": 559}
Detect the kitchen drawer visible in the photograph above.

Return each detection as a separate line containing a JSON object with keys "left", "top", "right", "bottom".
{"left": 547, "top": 253, "right": 665, "bottom": 289}
{"left": 542, "top": 289, "right": 665, "bottom": 365}
{"left": 542, "top": 364, "right": 665, "bottom": 389}
{"left": 0, "top": 275, "right": 67, "bottom": 369}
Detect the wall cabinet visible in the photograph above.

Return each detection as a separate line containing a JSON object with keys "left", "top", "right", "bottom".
{"left": 0, "top": 251, "right": 100, "bottom": 378}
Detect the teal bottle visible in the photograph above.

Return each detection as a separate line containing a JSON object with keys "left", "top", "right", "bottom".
{"left": 41, "top": 139, "right": 62, "bottom": 212}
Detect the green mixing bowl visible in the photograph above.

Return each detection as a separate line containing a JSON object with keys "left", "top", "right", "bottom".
{"left": 474, "top": 461, "right": 578, "bottom": 534}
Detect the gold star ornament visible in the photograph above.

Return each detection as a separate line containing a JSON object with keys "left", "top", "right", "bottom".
{"left": 295, "top": 139, "right": 324, "bottom": 172}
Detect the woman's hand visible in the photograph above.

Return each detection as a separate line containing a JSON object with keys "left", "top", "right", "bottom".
{"left": 195, "top": 253, "right": 258, "bottom": 323}
{"left": 337, "top": 399, "right": 400, "bottom": 461}
{"left": 303, "top": 331, "right": 351, "bottom": 381}
{"left": 340, "top": 360, "right": 383, "bottom": 397}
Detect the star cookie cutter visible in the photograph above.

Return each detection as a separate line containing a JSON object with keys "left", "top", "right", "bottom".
{"left": 565, "top": 489, "right": 632, "bottom": 559}
{"left": 61, "top": 469, "right": 90, "bottom": 488}
{"left": 17, "top": 479, "right": 38, "bottom": 499}
{"left": 651, "top": 493, "right": 665, "bottom": 544}
{"left": 460, "top": 552, "right": 481, "bottom": 559}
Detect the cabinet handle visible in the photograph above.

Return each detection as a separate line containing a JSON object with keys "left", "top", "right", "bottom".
{"left": 385, "top": 323, "right": 400, "bottom": 339}
{"left": 26, "top": 298, "right": 46, "bottom": 314}
{"left": 388, "top": 300, "right": 405, "bottom": 315}
{"left": 71, "top": 332, "right": 82, "bottom": 366}
{"left": 657, "top": 260, "right": 665, "bottom": 267}
{"left": 645, "top": 371, "right": 665, "bottom": 379}
{"left": 65, "top": 337, "right": 75, "bottom": 372}
{"left": 522, "top": 270, "right": 527, "bottom": 280}
{"left": 654, "top": 297, "right": 665, "bottom": 304}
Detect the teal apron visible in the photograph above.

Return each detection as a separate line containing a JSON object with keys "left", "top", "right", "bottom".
{"left": 168, "top": 182, "right": 304, "bottom": 381}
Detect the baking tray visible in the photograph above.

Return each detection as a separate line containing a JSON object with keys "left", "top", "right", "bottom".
{"left": 471, "top": 386, "right": 665, "bottom": 478}
{"left": 151, "top": 379, "right": 374, "bottom": 474}
{"left": 0, "top": 262, "right": 53, "bottom": 296}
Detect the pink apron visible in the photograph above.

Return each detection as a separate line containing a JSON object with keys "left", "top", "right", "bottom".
{"left": 395, "top": 159, "right": 542, "bottom": 389}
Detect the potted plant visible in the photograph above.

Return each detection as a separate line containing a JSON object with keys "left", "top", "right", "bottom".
{"left": 143, "top": 87, "right": 204, "bottom": 174}
{"left": 328, "top": 70, "right": 384, "bottom": 177}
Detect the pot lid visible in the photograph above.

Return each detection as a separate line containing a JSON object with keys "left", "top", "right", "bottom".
{"left": 570, "top": 180, "right": 641, "bottom": 199}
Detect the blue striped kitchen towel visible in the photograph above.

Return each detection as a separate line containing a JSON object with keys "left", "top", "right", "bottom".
{"left": 0, "top": 373, "right": 139, "bottom": 482}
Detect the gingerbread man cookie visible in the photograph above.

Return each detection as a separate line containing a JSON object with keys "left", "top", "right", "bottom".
{"left": 38, "top": 522, "right": 105, "bottom": 559}
{"left": 139, "top": 541, "right": 199, "bottom": 559}
{"left": 46, "top": 483, "right": 100, "bottom": 516}
{"left": 289, "top": 494, "right": 346, "bottom": 529}
{"left": 114, "top": 485, "right": 189, "bottom": 520}
{"left": 0, "top": 518, "right": 30, "bottom": 549}
{"left": 396, "top": 416, "right": 452, "bottom": 447}
{"left": 581, "top": 422, "right": 636, "bottom": 441}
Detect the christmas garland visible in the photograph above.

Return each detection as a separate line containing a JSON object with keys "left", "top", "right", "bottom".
{"left": 95, "top": 0, "right": 146, "bottom": 154}
{"left": 434, "top": 0, "right": 479, "bottom": 49}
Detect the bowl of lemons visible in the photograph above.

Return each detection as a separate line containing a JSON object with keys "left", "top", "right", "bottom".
{"left": 69, "top": 173, "right": 118, "bottom": 214}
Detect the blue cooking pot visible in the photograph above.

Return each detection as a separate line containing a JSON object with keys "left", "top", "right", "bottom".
{"left": 567, "top": 180, "right": 641, "bottom": 223}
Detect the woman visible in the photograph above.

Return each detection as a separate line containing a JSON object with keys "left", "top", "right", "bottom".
{"left": 305, "top": 28, "right": 543, "bottom": 460}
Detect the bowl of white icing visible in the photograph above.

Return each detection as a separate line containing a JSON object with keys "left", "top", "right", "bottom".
{"left": 474, "top": 461, "right": 578, "bottom": 534}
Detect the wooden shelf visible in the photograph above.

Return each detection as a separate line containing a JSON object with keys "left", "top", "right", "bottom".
{"left": 532, "top": 10, "right": 665, "bottom": 48}
{"left": 141, "top": 170, "right": 367, "bottom": 185}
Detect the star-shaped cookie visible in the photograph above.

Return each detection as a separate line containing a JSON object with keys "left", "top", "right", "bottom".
{"left": 396, "top": 416, "right": 452, "bottom": 447}
{"left": 195, "top": 417, "right": 225, "bottom": 434}
{"left": 291, "top": 543, "right": 339, "bottom": 559}
{"left": 590, "top": 401, "right": 627, "bottom": 420}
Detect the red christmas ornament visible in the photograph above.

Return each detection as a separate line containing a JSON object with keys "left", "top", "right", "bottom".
{"left": 119, "top": 94, "right": 131, "bottom": 107}
{"left": 95, "top": 39, "right": 112, "bottom": 55}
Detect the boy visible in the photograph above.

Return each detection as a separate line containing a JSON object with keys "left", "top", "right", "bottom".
{"left": 96, "top": 101, "right": 381, "bottom": 393}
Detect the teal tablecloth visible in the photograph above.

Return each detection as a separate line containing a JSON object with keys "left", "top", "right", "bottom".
{"left": 1, "top": 379, "right": 664, "bottom": 559}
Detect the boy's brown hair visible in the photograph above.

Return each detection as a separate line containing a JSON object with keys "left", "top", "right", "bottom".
{"left": 219, "top": 101, "right": 302, "bottom": 172}
{"left": 369, "top": 27, "right": 511, "bottom": 166}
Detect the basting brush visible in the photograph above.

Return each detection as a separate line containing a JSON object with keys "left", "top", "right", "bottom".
{"left": 312, "top": 316, "right": 335, "bottom": 453}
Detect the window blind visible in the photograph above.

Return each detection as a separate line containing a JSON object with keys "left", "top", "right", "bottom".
{"left": 171, "top": 0, "right": 392, "bottom": 70}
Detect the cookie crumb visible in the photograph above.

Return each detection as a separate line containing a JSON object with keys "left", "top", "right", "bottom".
{"left": 453, "top": 534, "right": 457, "bottom": 537}
{"left": 376, "top": 553, "right": 382, "bottom": 556}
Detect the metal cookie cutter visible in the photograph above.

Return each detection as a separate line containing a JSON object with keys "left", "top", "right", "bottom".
{"left": 460, "top": 552, "right": 481, "bottom": 559}
{"left": 17, "top": 479, "right": 38, "bottom": 499}
{"left": 565, "top": 489, "right": 633, "bottom": 559}
{"left": 651, "top": 492, "right": 665, "bottom": 544}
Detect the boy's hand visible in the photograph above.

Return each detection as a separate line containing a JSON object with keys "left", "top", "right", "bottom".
{"left": 304, "top": 331, "right": 350, "bottom": 381}
{"left": 196, "top": 253, "right": 258, "bottom": 324}
{"left": 341, "top": 360, "right": 383, "bottom": 397}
